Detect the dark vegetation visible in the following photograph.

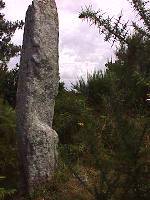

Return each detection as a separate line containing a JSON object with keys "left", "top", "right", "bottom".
{"left": 0, "top": 0, "right": 149, "bottom": 199}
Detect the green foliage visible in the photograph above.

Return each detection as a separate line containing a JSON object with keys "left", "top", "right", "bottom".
{"left": 0, "top": 99, "right": 19, "bottom": 193}
{"left": 73, "top": 71, "right": 110, "bottom": 109}
{"left": 0, "top": 0, "right": 24, "bottom": 66}
{"left": 53, "top": 87, "right": 88, "bottom": 144}
{"left": 0, "top": 66, "right": 18, "bottom": 107}
{"left": 129, "top": 0, "right": 150, "bottom": 31}
{"left": 79, "top": 0, "right": 150, "bottom": 45}
{"left": 0, "top": 176, "right": 16, "bottom": 200}
{"left": 53, "top": 11, "right": 150, "bottom": 195}
{"left": 69, "top": 61, "right": 149, "bottom": 199}
{"left": 79, "top": 5, "right": 129, "bottom": 45}
{"left": 53, "top": 1, "right": 149, "bottom": 199}
{"left": 0, "top": 0, "right": 22, "bottom": 107}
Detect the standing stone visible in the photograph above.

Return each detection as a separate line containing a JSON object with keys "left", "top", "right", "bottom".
{"left": 16, "top": 0, "right": 59, "bottom": 194}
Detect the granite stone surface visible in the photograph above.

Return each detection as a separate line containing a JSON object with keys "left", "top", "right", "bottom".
{"left": 16, "top": 0, "right": 59, "bottom": 193}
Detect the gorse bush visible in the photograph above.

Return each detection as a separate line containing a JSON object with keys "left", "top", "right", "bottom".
{"left": 50, "top": 0, "right": 150, "bottom": 199}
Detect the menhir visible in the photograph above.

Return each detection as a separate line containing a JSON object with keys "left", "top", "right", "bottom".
{"left": 16, "top": 0, "right": 59, "bottom": 194}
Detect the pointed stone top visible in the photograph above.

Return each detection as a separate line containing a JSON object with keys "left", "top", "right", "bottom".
{"left": 33, "top": 0, "right": 57, "bottom": 9}
{"left": 31, "top": 0, "right": 57, "bottom": 16}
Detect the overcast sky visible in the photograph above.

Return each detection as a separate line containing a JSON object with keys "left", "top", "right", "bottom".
{"left": 4, "top": 0, "right": 134, "bottom": 87}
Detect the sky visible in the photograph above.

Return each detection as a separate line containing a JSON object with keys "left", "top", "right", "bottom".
{"left": 4, "top": 0, "right": 134, "bottom": 87}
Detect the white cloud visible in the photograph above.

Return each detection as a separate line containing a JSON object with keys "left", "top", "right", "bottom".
{"left": 4, "top": 0, "right": 133, "bottom": 87}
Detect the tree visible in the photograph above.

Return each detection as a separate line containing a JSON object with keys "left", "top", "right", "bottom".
{"left": 0, "top": 0, "right": 23, "bottom": 106}
{"left": 0, "top": 0, "right": 23, "bottom": 66}
{"left": 0, "top": 1, "right": 23, "bottom": 198}
{"left": 79, "top": 0, "right": 150, "bottom": 43}
{"left": 78, "top": 0, "right": 150, "bottom": 118}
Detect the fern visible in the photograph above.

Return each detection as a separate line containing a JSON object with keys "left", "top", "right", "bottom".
{"left": 0, "top": 176, "right": 16, "bottom": 199}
